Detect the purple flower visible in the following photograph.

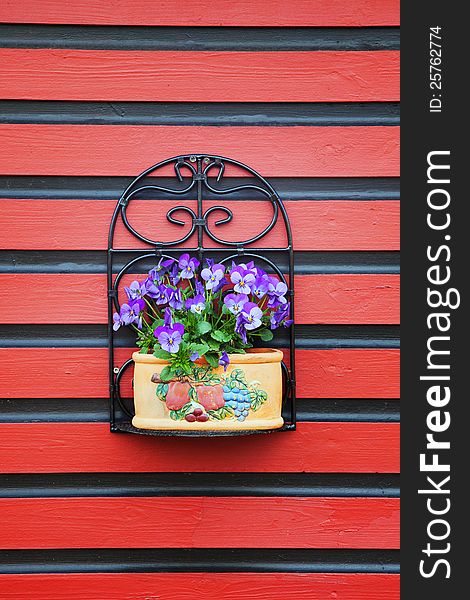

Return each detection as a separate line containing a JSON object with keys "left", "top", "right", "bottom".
{"left": 168, "top": 262, "right": 181, "bottom": 286}
{"left": 252, "top": 274, "right": 269, "bottom": 299}
{"left": 195, "top": 280, "right": 205, "bottom": 296}
{"left": 240, "top": 302, "right": 263, "bottom": 330}
{"left": 112, "top": 312, "right": 121, "bottom": 331}
{"left": 224, "top": 293, "right": 248, "bottom": 315}
{"left": 143, "top": 277, "right": 159, "bottom": 298}
{"left": 150, "top": 257, "right": 174, "bottom": 278}
{"left": 147, "top": 259, "right": 174, "bottom": 288}
{"left": 219, "top": 351, "right": 230, "bottom": 372}
{"left": 179, "top": 253, "right": 200, "bottom": 279}
{"left": 154, "top": 323, "right": 184, "bottom": 354}
{"left": 190, "top": 351, "right": 200, "bottom": 362}
{"left": 124, "top": 280, "right": 147, "bottom": 301}
{"left": 232, "top": 260, "right": 257, "bottom": 276}
{"left": 270, "top": 302, "right": 293, "bottom": 330}
{"left": 163, "top": 307, "right": 173, "bottom": 326}
{"left": 230, "top": 269, "right": 255, "bottom": 294}
{"left": 165, "top": 287, "right": 183, "bottom": 310}
{"left": 146, "top": 283, "right": 167, "bottom": 305}
{"left": 267, "top": 279, "right": 288, "bottom": 307}
{"left": 119, "top": 301, "right": 143, "bottom": 329}
{"left": 201, "top": 262, "right": 225, "bottom": 290}
{"left": 235, "top": 316, "right": 248, "bottom": 344}
{"left": 186, "top": 293, "right": 206, "bottom": 315}
{"left": 235, "top": 302, "right": 263, "bottom": 342}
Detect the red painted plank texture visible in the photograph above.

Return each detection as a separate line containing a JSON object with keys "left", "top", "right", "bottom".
{"left": 0, "top": 0, "right": 400, "bottom": 26}
{"left": 0, "top": 348, "right": 400, "bottom": 398}
{"left": 0, "top": 125, "right": 399, "bottom": 177}
{"left": 0, "top": 422, "right": 399, "bottom": 473}
{"left": 0, "top": 50, "right": 399, "bottom": 102}
{"left": 0, "top": 200, "right": 400, "bottom": 251}
{"left": 0, "top": 497, "right": 399, "bottom": 549}
{"left": 0, "top": 573, "right": 400, "bottom": 600}
{"left": 0, "top": 273, "right": 400, "bottom": 325}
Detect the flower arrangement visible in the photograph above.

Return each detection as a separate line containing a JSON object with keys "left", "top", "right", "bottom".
{"left": 113, "top": 254, "right": 292, "bottom": 383}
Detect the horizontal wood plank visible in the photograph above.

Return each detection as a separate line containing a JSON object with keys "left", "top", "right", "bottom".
{"left": 0, "top": 125, "right": 399, "bottom": 177}
{"left": 0, "top": 273, "right": 400, "bottom": 325}
{"left": 0, "top": 1, "right": 400, "bottom": 26}
{"left": 0, "top": 200, "right": 400, "bottom": 251}
{"left": 0, "top": 573, "right": 400, "bottom": 600}
{"left": 0, "top": 497, "right": 399, "bottom": 549}
{"left": 0, "top": 348, "right": 400, "bottom": 398}
{"left": 0, "top": 50, "right": 400, "bottom": 103}
{"left": 0, "top": 422, "right": 399, "bottom": 473}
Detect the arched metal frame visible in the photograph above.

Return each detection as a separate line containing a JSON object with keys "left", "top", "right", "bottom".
{"left": 108, "top": 154, "right": 296, "bottom": 436}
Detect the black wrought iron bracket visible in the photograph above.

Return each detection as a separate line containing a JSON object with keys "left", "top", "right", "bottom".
{"left": 108, "top": 154, "right": 296, "bottom": 436}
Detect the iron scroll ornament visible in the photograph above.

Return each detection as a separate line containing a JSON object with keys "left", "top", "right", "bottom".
{"left": 108, "top": 154, "right": 296, "bottom": 436}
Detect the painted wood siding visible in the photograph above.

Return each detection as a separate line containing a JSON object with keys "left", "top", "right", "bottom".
{"left": 0, "top": 3, "right": 400, "bottom": 598}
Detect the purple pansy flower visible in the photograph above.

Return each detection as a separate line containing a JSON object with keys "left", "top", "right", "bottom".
{"left": 146, "top": 258, "right": 174, "bottom": 288}
{"left": 186, "top": 293, "right": 206, "bottom": 314}
{"left": 150, "top": 257, "right": 174, "bottom": 277}
{"left": 230, "top": 269, "right": 255, "bottom": 294}
{"left": 232, "top": 260, "right": 257, "bottom": 276}
{"left": 119, "top": 301, "right": 143, "bottom": 329}
{"left": 219, "top": 351, "right": 230, "bottom": 372}
{"left": 168, "top": 262, "right": 181, "bottom": 286}
{"left": 165, "top": 287, "right": 183, "bottom": 310}
{"left": 235, "top": 317, "right": 248, "bottom": 344}
{"left": 178, "top": 253, "right": 200, "bottom": 279}
{"left": 124, "top": 280, "right": 147, "bottom": 301}
{"left": 154, "top": 322, "right": 184, "bottom": 354}
{"left": 267, "top": 279, "right": 288, "bottom": 307}
{"left": 252, "top": 274, "right": 269, "bottom": 299}
{"left": 146, "top": 283, "right": 168, "bottom": 305}
{"left": 201, "top": 262, "right": 225, "bottom": 290}
{"left": 224, "top": 293, "right": 248, "bottom": 315}
{"left": 112, "top": 312, "right": 121, "bottom": 331}
{"left": 270, "top": 302, "right": 293, "bottom": 330}
{"left": 190, "top": 351, "right": 200, "bottom": 362}
{"left": 195, "top": 280, "right": 205, "bottom": 296}
{"left": 240, "top": 302, "right": 263, "bottom": 330}
{"left": 143, "top": 277, "right": 159, "bottom": 298}
{"left": 163, "top": 307, "right": 173, "bottom": 326}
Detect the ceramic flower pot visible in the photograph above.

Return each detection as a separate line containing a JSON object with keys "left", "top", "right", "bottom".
{"left": 131, "top": 348, "right": 284, "bottom": 432}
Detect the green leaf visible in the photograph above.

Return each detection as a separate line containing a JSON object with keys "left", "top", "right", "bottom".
{"left": 153, "top": 348, "right": 172, "bottom": 360}
{"left": 155, "top": 383, "right": 168, "bottom": 402}
{"left": 226, "top": 347, "right": 246, "bottom": 354}
{"left": 169, "top": 402, "right": 194, "bottom": 421}
{"left": 250, "top": 390, "right": 268, "bottom": 411}
{"left": 159, "top": 365, "right": 174, "bottom": 382}
{"left": 181, "top": 362, "right": 193, "bottom": 376}
{"left": 139, "top": 346, "right": 149, "bottom": 354}
{"left": 208, "top": 405, "right": 234, "bottom": 420}
{"left": 211, "top": 329, "right": 231, "bottom": 343}
{"left": 207, "top": 339, "right": 221, "bottom": 351}
{"left": 195, "top": 320, "right": 212, "bottom": 336}
{"left": 205, "top": 352, "right": 220, "bottom": 369}
{"left": 258, "top": 328, "right": 274, "bottom": 341}
{"left": 190, "top": 343, "right": 210, "bottom": 357}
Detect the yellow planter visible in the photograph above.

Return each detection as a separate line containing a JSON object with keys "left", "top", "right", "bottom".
{"left": 132, "top": 348, "right": 284, "bottom": 432}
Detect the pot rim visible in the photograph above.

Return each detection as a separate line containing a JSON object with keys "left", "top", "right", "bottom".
{"left": 132, "top": 347, "right": 283, "bottom": 365}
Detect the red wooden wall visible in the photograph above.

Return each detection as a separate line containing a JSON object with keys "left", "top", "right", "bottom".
{"left": 0, "top": 2, "right": 400, "bottom": 598}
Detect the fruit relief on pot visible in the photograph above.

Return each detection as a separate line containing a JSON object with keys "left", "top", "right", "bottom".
{"left": 113, "top": 256, "right": 292, "bottom": 427}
